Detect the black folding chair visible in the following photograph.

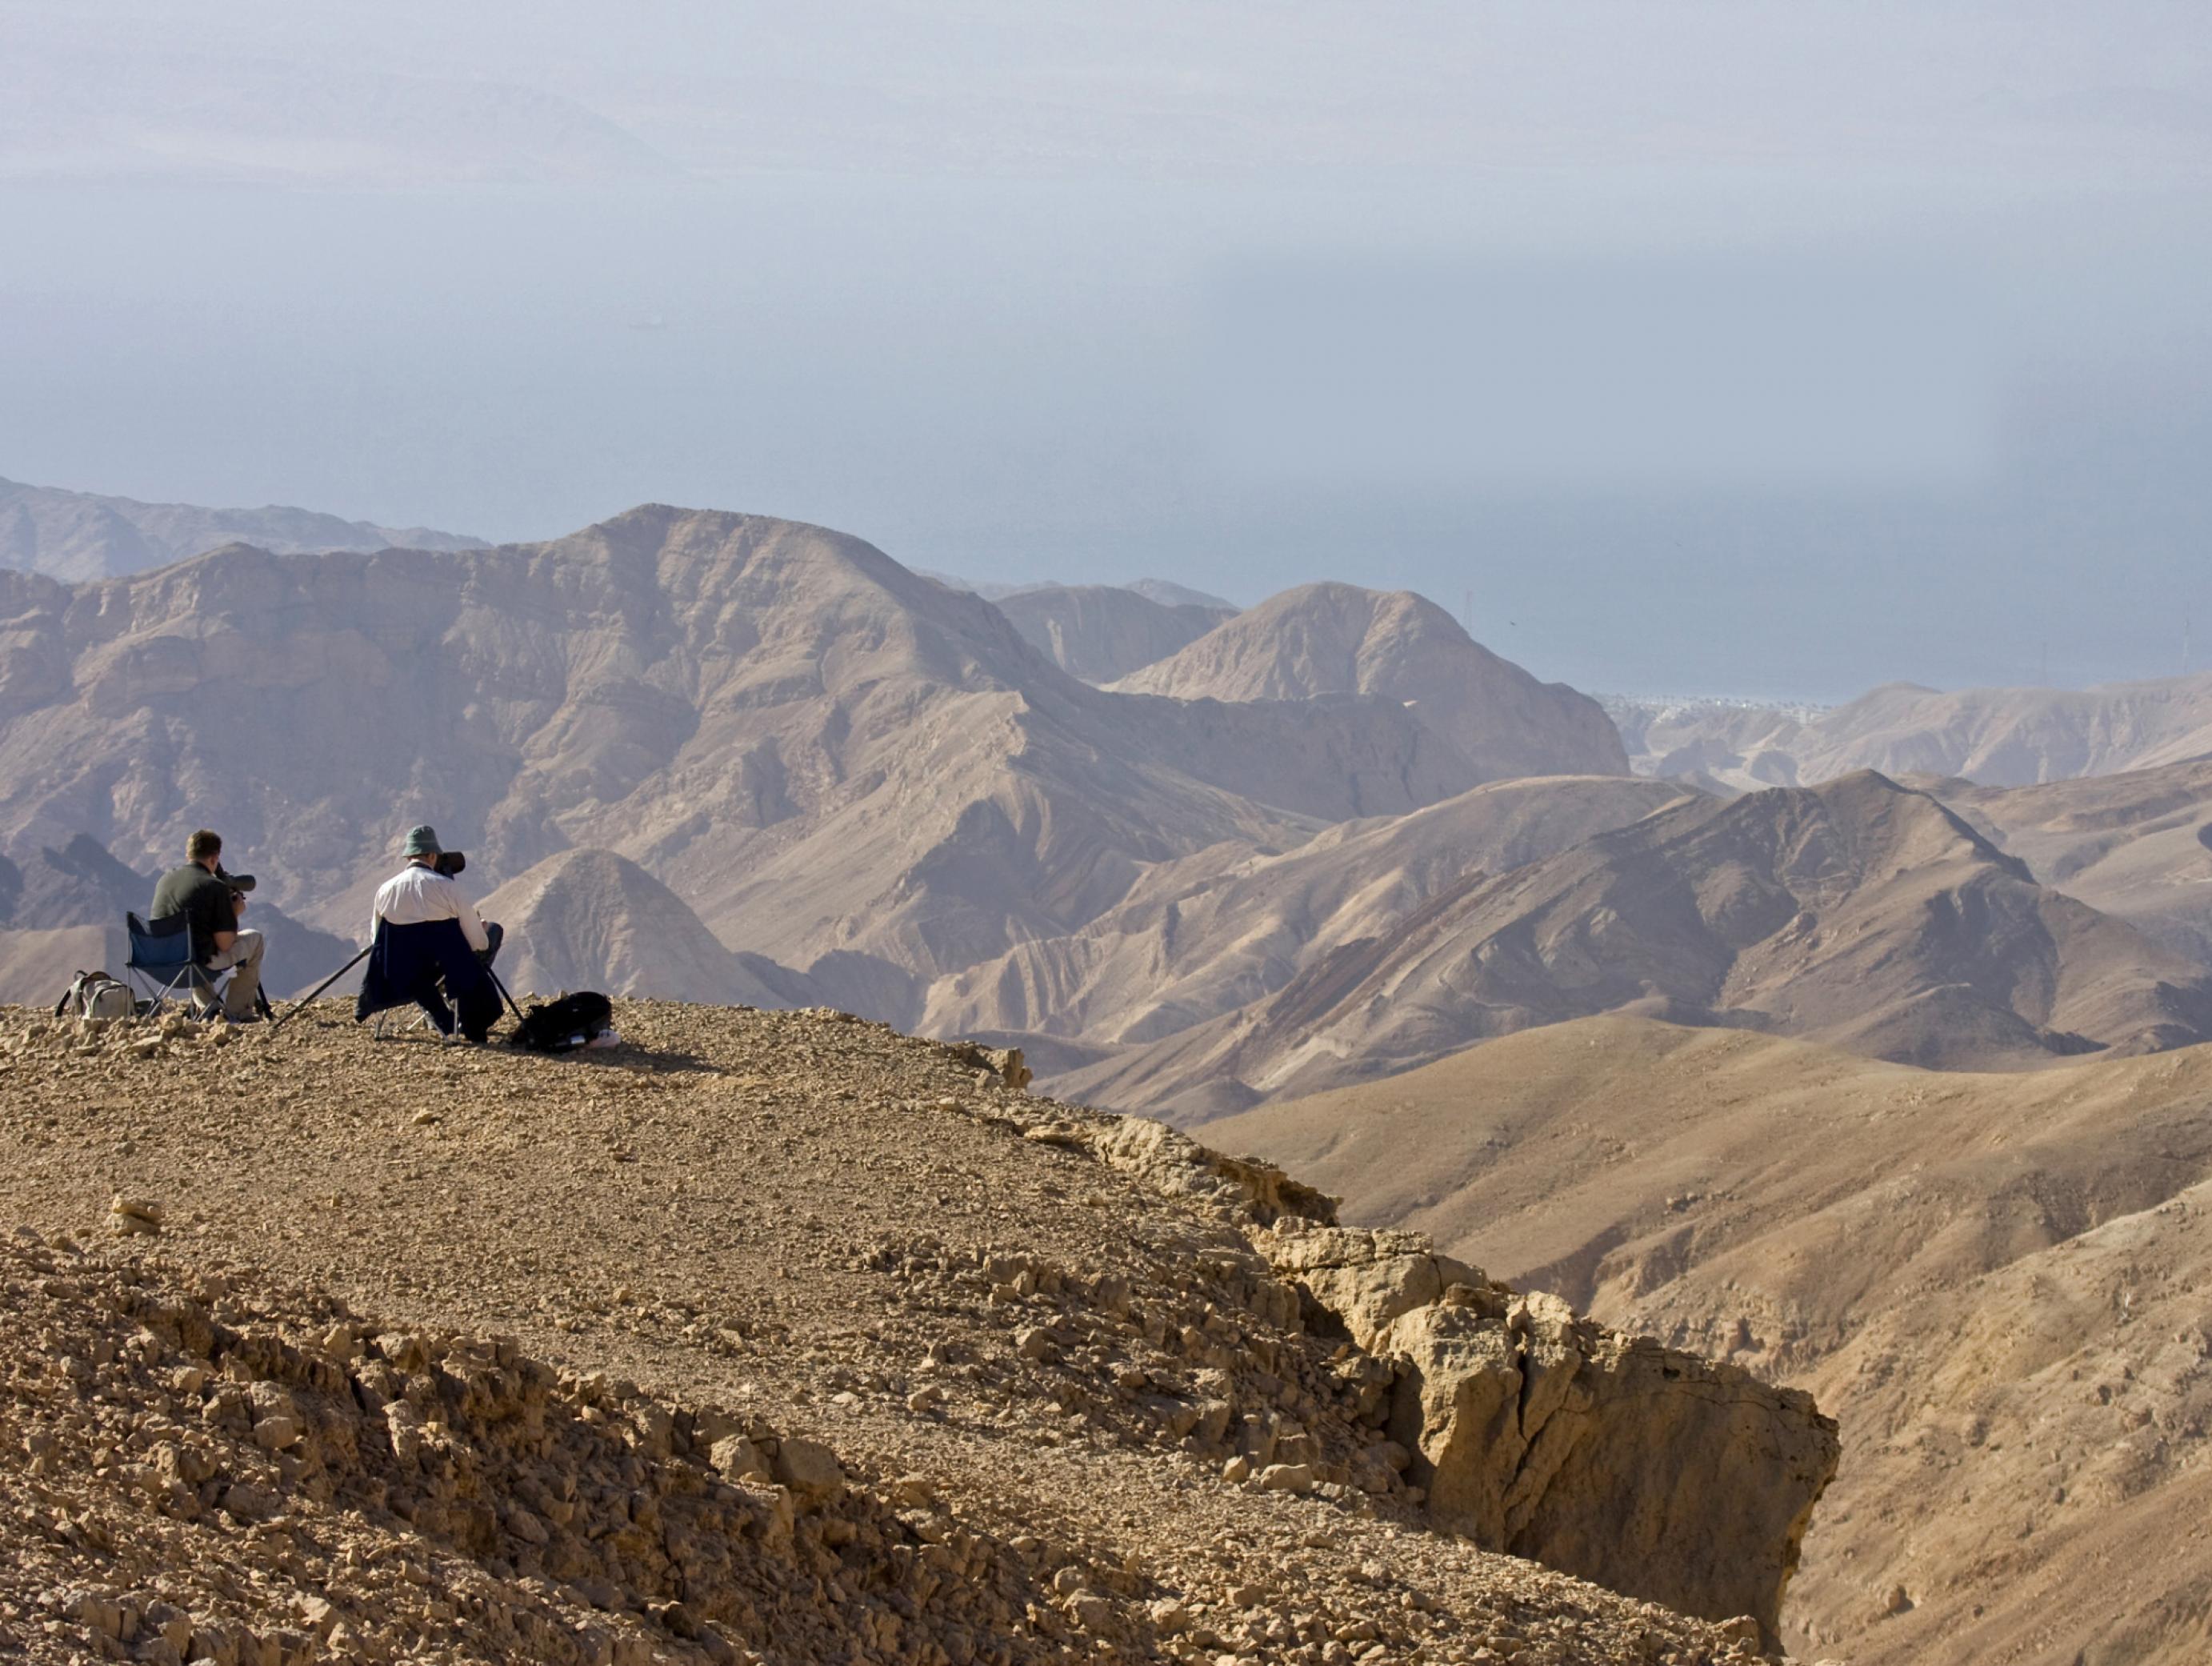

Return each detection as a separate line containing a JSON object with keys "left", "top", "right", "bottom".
{"left": 122, "top": 911, "right": 216, "bottom": 1017}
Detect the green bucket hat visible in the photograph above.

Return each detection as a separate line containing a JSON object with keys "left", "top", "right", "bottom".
{"left": 402, "top": 824, "right": 442, "bottom": 857}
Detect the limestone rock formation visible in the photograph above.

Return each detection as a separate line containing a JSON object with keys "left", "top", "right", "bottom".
{"left": 1214, "top": 1015, "right": 2212, "bottom": 1663}
{"left": 1257, "top": 1219, "right": 1838, "bottom": 1648}
{"left": 1114, "top": 583, "right": 1630, "bottom": 783}
{"left": 1932, "top": 755, "right": 2212, "bottom": 968}
{"left": 921, "top": 775, "right": 1692, "bottom": 1050}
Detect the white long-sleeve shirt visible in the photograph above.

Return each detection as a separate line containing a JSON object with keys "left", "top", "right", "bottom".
{"left": 372, "top": 863, "right": 489, "bottom": 952}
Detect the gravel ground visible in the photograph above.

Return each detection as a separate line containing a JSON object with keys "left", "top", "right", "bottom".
{"left": 0, "top": 1000, "right": 1770, "bottom": 1666}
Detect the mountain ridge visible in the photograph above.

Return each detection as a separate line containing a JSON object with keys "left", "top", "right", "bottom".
{"left": 0, "top": 473, "right": 484, "bottom": 582}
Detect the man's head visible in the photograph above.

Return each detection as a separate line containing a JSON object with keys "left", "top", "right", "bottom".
{"left": 402, "top": 824, "right": 442, "bottom": 867}
{"left": 186, "top": 828, "right": 222, "bottom": 871}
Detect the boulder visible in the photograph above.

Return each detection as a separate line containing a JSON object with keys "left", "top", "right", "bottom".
{"left": 1258, "top": 1223, "right": 1477, "bottom": 1347}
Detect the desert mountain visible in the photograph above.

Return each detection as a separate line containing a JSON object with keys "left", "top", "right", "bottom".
{"left": 0, "top": 833, "right": 353, "bottom": 1006}
{"left": 1208, "top": 1017, "right": 2212, "bottom": 1664}
{"left": 1613, "top": 673, "right": 2212, "bottom": 791}
{"left": 0, "top": 507, "right": 1498, "bottom": 1018}
{"left": 1113, "top": 584, "right": 1630, "bottom": 783}
{"left": 0, "top": 475, "right": 482, "bottom": 582}
{"left": 1056, "top": 770, "right": 2212, "bottom": 1119}
{"left": 1930, "top": 755, "right": 2212, "bottom": 967}
{"left": 921, "top": 775, "right": 1694, "bottom": 1046}
{"left": 0, "top": 999, "right": 1834, "bottom": 1661}
{"left": 993, "top": 583, "right": 1234, "bottom": 683}
{"left": 478, "top": 847, "right": 817, "bottom": 1008}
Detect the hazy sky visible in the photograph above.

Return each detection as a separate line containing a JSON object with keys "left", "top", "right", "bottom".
{"left": 2, "top": 2, "right": 2209, "bottom": 698}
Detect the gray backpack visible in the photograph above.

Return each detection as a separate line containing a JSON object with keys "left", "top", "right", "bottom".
{"left": 55, "top": 970, "right": 134, "bottom": 1022}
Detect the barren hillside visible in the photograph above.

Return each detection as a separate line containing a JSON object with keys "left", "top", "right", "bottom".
{"left": 1932, "top": 756, "right": 2212, "bottom": 966}
{"left": 1058, "top": 771, "right": 2212, "bottom": 1119}
{"left": 477, "top": 848, "right": 818, "bottom": 1008}
{"left": 991, "top": 584, "right": 1233, "bottom": 683}
{"left": 0, "top": 474, "right": 482, "bottom": 582}
{"left": 0, "top": 507, "right": 1492, "bottom": 1015}
{"left": 0, "top": 999, "right": 1833, "bottom": 1664}
{"left": 1209, "top": 1019, "right": 2212, "bottom": 1664}
{"left": 1113, "top": 584, "right": 1630, "bottom": 783}
{"left": 922, "top": 775, "right": 1693, "bottom": 1047}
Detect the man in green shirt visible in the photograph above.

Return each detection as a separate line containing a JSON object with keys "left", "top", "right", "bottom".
{"left": 150, "top": 828, "right": 265, "bottom": 1021}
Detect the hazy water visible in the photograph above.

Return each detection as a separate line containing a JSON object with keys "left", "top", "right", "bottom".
{"left": 4, "top": 171, "right": 2208, "bottom": 700}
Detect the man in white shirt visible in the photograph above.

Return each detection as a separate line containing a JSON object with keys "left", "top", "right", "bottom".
{"left": 371, "top": 825, "right": 502, "bottom": 963}
{"left": 357, "top": 824, "right": 506, "bottom": 1041}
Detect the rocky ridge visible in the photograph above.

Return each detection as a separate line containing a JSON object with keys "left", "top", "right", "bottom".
{"left": 1610, "top": 674, "right": 2212, "bottom": 791}
{"left": 0, "top": 999, "right": 1834, "bottom": 1664}
{"left": 0, "top": 475, "right": 482, "bottom": 583}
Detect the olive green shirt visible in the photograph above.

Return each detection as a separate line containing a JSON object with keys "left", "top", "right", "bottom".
{"left": 150, "top": 863, "right": 233, "bottom": 963}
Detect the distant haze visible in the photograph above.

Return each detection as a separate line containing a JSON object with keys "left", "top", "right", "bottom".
{"left": 2, "top": 1, "right": 2208, "bottom": 700}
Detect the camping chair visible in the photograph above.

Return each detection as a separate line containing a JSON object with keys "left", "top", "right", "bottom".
{"left": 122, "top": 911, "right": 223, "bottom": 1017}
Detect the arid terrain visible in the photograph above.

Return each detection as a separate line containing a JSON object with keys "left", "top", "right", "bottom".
{"left": 1113, "top": 584, "right": 1629, "bottom": 784}
{"left": 0, "top": 475, "right": 482, "bottom": 583}
{"left": 1611, "top": 675, "right": 2212, "bottom": 791}
{"left": 1211, "top": 1018, "right": 2212, "bottom": 1663}
{"left": 1050, "top": 770, "right": 2212, "bottom": 1119}
{"left": 0, "top": 999, "right": 1833, "bottom": 1665}
{"left": 5, "top": 488, "right": 2212, "bottom": 1666}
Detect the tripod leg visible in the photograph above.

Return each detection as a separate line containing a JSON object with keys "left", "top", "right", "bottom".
{"left": 485, "top": 964, "right": 526, "bottom": 1024}
{"left": 268, "top": 944, "right": 370, "bottom": 1033}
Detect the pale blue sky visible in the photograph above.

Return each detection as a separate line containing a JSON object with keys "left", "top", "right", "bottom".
{"left": 2, "top": 2, "right": 2208, "bottom": 698}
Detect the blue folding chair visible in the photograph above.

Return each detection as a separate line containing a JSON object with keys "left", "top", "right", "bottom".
{"left": 123, "top": 911, "right": 216, "bottom": 1017}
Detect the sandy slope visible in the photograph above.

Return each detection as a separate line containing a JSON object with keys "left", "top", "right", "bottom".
{"left": 1209, "top": 1018, "right": 2212, "bottom": 1664}
{"left": 1056, "top": 771, "right": 2212, "bottom": 1119}
{"left": 1113, "top": 583, "right": 1629, "bottom": 783}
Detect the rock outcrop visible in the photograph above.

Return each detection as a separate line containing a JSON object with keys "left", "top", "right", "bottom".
{"left": 1258, "top": 1221, "right": 1839, "bottom": 1650}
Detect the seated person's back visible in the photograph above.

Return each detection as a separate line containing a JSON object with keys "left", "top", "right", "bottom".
{"left": 358, "top": 824, "right": 503, "bottom": 1042}
{"left": 150, "top": 827, "right": 265, "bottom": 1020}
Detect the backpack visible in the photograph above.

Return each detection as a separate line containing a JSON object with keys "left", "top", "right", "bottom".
{"left": 55, "top": 970, "right": 135, "bottom": 1023}
{"left": 509, "top": 991, "right": 614, "bottom": 1054}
